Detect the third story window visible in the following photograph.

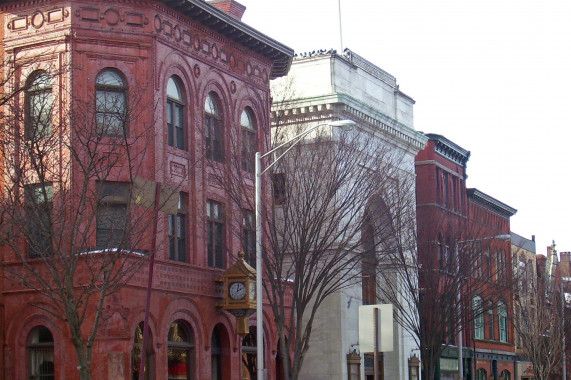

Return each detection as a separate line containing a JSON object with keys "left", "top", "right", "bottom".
{"left": 25, "top": 71, "right": 53, "bottom": 140}
{"left": 96, "top": 68, "right": 127, "bottom": 136}
{"left": 242, "top": 209, "right": 255, "bottom": 265}
{"left": 25, "top": 183, "right": 53, "bottom": 258}
{"left": 205, "top": 92, "right": 224, "bottom": 162}
{"left": 240, "top": 107, "right": 256, "bottom": 173}
{"left": 167, "top": 76, "right": 185, "bottom": 150}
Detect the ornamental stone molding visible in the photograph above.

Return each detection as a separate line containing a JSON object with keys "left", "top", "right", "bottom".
{"left": 7, "top": 7, "right": 69, "bottom": 31}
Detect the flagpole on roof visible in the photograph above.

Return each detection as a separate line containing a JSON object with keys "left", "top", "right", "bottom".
{"left": 338, "top": 0, "right": 344, "bottom": 52}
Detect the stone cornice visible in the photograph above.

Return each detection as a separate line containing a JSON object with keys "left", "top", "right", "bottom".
{"left": 271, "top": 93, "right": 428, "bottom": 152}
{"left": 467, "top": 188, "right": 517, "bottom": 218}
{"left": 425, "top": 133, "right": 470, "bottom": 168}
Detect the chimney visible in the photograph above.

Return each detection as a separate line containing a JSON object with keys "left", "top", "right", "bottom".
{"left": 209, "top": 0, "right": 246, "bottom": 20}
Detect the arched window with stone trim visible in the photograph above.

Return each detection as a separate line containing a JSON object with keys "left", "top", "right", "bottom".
{"left": 131, "top": 322, "right": 154, "bottom": 380}
{"left": 240, "top": 107, "right": 257, "bottom": 173}
{"left": 498, "top": 301, "right": 508, "bottom": 342}
{"left": 25, "top": 70, "right": 53, "bottom": 140}
{"left": 205, "top": 92, "right": 224, "bottom": 162}
{"left": 27, "top": 325, "right": 55, "bottom": 380}
{"left": 96, "top": 68, "right": 127, "bottom": 136}
{"left": 167, "top": 320, "right": 194, "bottom": 380}
{"left": 166, "top": 76, "right": 186, "bottom": 150}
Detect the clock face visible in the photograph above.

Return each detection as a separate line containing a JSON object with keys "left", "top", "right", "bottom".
{"left": 229, "top": 282, "right": 246, "bottom": 300}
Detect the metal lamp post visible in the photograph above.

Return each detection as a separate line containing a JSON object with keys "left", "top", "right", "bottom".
{"left": 455, "top": 233, "right": 511, "bottom": 380}
{"left": 254, "top": 119, "right": 355, "bottom": 380}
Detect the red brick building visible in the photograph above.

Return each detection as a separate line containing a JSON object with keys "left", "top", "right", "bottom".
{"left": 0, "top": 0, "right": 292, "bottom": 379}
{"left": 416, "top": 134, "right": 517, "bottom": 380}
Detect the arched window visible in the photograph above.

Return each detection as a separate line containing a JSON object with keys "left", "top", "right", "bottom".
{"left": 476, "top": 368, "right": 487, "bottom": 380}
{"left": 473, "top": 295, "right": 484, "bottom": 339}
{"left": 132, "top": 322, "right": 154, "bottom": 380}
{"left": 28, "top": 326, "right": 54, "bottom": 380}
{"left": 488, "top": 301, "right": 495, "bottom": 340}
{"left": 498, "top": 301, "right": 508, "bottom": 342}
{"left": 500, "top": 370, "right": 511, "bottom": 380}
{"left": 205, "top": 92, "right": 224, "bottom": 162}
{"left": 166, "top": 76, "right": 185, "bottom": 149}
{"left": 26, "top": 71, "right": 53, "bottom": 140}
{"left": 240, "top": 107, "right": 256, "bottom": 173}
{"left": 167, "top": 320, "right": 194, "bottom": 380}
{"left": 96, "top": 68, "right": 127, "bottom": 136}
{"left": 361, "top": 211, "right": 376, "bottom": 305}
{"left": 211, "top": 329, "right": 221, "bottom": 380}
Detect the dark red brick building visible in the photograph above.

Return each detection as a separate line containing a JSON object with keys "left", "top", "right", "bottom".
{"left": 416, "top": 134, "right": 517, "bottom": 380}
{"left": 0, "top": 0, "right": 292, "bottom": 379}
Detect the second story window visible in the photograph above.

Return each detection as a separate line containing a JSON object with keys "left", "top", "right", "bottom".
{"left": 96, "top": 69, "right": 127, "bottom": 136}
{"left": 240, "top": 107, "right": 256, "bottom": 173}
{"left": 242, "top": 209, "right": 255, "bottom": 265}
{"left": 207, "top": 200, "right": 225, "bottom": 268}
{"left": 25, "top": 71, "right": 53, "bottom": 140}
{"left": 97, "top": 182, "right": 129, "bottom": 249}
{"left": 167, "top": 76, "right": 185, "bottom": 150}
{"left": 169, "top": 193, "right": 187, "bottom": 262}
{"left": 205, "top": 92, "right": 224, "bottom": 162}
{"left": 25, "top": 183, "right": 53, "bottom": 258}
{"left": 498, "top": 301, "right": 508, "bottom": 342}
{"left": 473, "top": 295, "right": 484, "bottom": 339}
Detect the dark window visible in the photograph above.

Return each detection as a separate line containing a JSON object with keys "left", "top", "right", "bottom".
{"left": 211, "top": 330, "right": 222, "bottom": 380}
{"left": 488, "top": 303, "right": 495, "bottom": 340}
{"left": 272, "top": 173, "right": 286, "bottom": 205}
{"left": 167, "top": 320, "right": 194, "bottom": 380}
{"left": 96, "top": 69, "right": 127, "bottom": 136}
{"left": 169, "top": 193, "right": 187, "bottom": 262}
{"left": 242, "top": 209, "right": 256, "bottom": 265}
{"left": 167, "top": 76, "right": 185, "bottom": 150}
{"left": 240, "top": 107, "right": 256, "bottom": 173}
{"left": 207, "top": 200, "right": 225, "bottom": 268}
{"left": 25, "top": 71, "right": 53, "bottom": 140}
{"left": 205, "top": 92, "right": 224, "bottom": 162}
{"left": 28, "top": 326, "right": 54, "bottom": 380}
{"left": 25, "top": 183, "right": 53, "bottom": 258}
{"left": 361, "top": 213, "right": 376, "bottom": 305}
{"left": 96, "top": 182, "right": 129, "bottom": 249}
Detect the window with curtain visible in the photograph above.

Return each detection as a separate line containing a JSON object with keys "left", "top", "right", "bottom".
{"left": 25, "top": 71, "right": 53, "bottom": 140}
{"left": 96, "top": 68, "right": 127, "bottom": 136}
{"left": 205, "top": 92, "right": 224, "bottom": 162}
{"left": 167, "top": 76, "right": 185, "bottom": 149}
{"left": 28, "top": 326, "right": 54, "bottom": 380}
{"left": 240, "top": 107, "right": 256, "bottom": 173}
{"left": 498, "top": 301, "right": 508, "bottom": 342}
{"left": 167, "top": 320, "right": 194, "bottom": 380}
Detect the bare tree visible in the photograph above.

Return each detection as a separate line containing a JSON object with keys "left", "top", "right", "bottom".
{"left": 375, "top": 208, "right": 514, "bottom": 379}
{"left": 210, "top": 93, "right": 412, "bottom": 379}
{"left": 513, "top": 255, "right": 565, "bottom": 380}
{"left": 0, "top": 60, "right": 162, "bottom": 380}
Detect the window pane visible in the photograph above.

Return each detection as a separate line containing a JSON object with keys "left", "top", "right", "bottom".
{"left": 95, "top": 69, "right": 127, "bottom": 136}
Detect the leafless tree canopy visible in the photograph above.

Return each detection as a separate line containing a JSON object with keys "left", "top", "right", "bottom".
{"left": 0, "top": 57, "right": 157, "bottom": 380}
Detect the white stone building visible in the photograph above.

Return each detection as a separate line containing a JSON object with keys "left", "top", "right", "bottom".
{"left": 270, "top": 49, "right": 427, "bottom": 380}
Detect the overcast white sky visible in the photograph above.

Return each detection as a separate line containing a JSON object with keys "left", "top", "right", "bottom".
{"left": 239, "top": 0, "right": 571, "bottom": 255}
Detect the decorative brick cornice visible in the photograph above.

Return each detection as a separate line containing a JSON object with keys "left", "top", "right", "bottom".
{"left": 467, "top": 188, "right": 517, "bottom": 218}
{"left": 425, "top": 133, "right": 470, "bottom": 168}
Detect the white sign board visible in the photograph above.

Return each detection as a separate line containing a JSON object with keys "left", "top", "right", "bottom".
{"left": 359, "top": 304, "right": 393, "bottom": 352}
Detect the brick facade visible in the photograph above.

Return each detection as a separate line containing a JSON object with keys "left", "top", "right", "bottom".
{"left": 0, "top": 0, "right": 292, "bottom": 379}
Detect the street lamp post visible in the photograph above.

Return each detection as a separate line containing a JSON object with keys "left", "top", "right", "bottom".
{"left": 254, "top": 119, "right": 355, "bottom": 380}
{"left": 455, "top": 233, "right": 511, "bottom": 380}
